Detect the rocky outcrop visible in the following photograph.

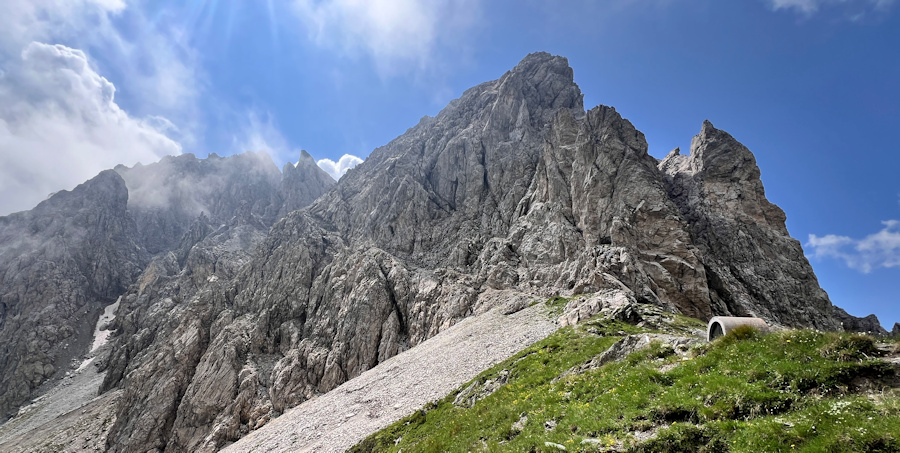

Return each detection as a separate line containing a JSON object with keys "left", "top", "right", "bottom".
{"left": 832, "top": 306, "right": 888, "bottom": 335}
{"left": 660, "top": 123, "right": 840, "bottom": 330}
{"left": 0, "top": 170, "right": 145, "bottom": 421}
{"left": 582, "top": 333, "right": 699, "bottom": 371}
{"left": 95, "top": 52, "right": 880, "bottom": 452}
{"left": 0, "top": 151, "right": 335, "bottom": 428}
{"left": 278, "top": 150, "right": 338, "bottom": 218}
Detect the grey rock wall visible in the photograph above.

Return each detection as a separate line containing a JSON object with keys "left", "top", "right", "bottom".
{"left": 0, "top": 170, "right": 145, "bottom": 421}
{"left": 1, "top": 52, "right": 885, "bottom": 452}
{"left": 0, "top": 151, "right": 334, "bottom": 427}
{"left": 98, "top": 52, "right": 880, "bottom": 452}
{"left": 660, "top": 121, "right": 841, "bottom": 330}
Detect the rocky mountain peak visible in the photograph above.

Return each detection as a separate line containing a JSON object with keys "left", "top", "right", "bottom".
{"left": 474, "top": 52, "right": 584, "bottom": 139}
{"left": 0, "top": 52, "right": 884, "bottom": 452}
{"left": 688, "top": 120, "right": 760, "bottom": 180}
{"left": 278, "top": 150, "right": 336, "bottom": 217}
{"left": 29, "top": 169, "right": 128, "bottom": 216}
{"left": 499, "top": 51, "right": 584, "bottom": 115}
{"left": 299, "top": 149, "right": 315, "bottom": 163}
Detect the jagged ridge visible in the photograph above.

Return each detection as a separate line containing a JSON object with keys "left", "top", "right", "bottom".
{"left": 98, "top": 52, "right": 860, "bottom": 452}
{"left": 0, "top": 151, "right": 334, "bottom": 424}
{"left": 0, "top": 52, "right": 882, "bottom": 453}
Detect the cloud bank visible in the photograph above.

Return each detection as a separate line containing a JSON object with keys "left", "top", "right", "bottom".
{"left": 0, "top": 0, "right": 201, "bottom": 215}
{"left": 0, "top": 42, "right": 181, "bottom": 215}
{"left": 317, "top": 154, "right": 363, "bottom": 180}
{"left": 807, "top": 220, "right": 900, "bottom": 273}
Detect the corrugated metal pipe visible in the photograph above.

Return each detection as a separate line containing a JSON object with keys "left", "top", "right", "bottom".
{"left": 707, "top": 316, "right": 770, "bottom": 341}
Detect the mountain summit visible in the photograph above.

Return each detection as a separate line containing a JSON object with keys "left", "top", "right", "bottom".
{"left": 0, "top": 53, "right": 884, "bottom": 452}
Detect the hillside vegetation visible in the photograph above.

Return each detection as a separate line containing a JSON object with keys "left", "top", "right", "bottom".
{"left": 352, "top": 300, "right": 900, "bottom": 452}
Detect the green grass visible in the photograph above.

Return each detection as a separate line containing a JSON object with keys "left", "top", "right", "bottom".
{"left": 350, "top": 309, "right": 900, "bottom": 453}
{"left": 544, "top": 295, "right": 573, "bottom": 317}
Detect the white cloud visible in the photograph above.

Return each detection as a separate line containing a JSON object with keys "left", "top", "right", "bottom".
{"left": 0, "top": 0, "right": 200, "bottom": 120}
{"left": 767, "top": 0, "right": 896, "bottom": 14}
{"left": 769, "top": 0, "right": 832, "bottom": 13}
{"left": 230, "top": 110, "right": 361, "bottom": 179}
{"left": 291, "top": 0, "right": 481, "bottom": 76}
{"left": 0, "top": 42, "right": 181, "bottom": 215}
{"left": 0, "top": 0, "right": 204, "bottom": 215}
{"left": 96, "top": 9, "right": 201, "bottom": 121}
{"left": 0, "top": 0, "right": 123, "bottom": 51}
{"left": 807, "top": 220, "right": 900, "bottom": 273}
{"left": 232, "top": 111, "right": 298, "bottom": 165}
{"left": 317, "top": 154, "right": 363, "bottom": 180}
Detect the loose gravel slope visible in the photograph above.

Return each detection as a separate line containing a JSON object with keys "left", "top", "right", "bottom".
{"left": 223, "top": 303, "right": 558, "bottom": 453}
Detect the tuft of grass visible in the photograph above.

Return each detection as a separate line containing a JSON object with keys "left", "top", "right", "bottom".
{"left": 582, "top": 317, "right": 649, "bottom": 337}
{"left": 660, "top": 313, "right": 708, "bottom": 336}
{"left": 820, "top": 333, "right": 880, "bottom": 362}
{"left": 545, "top": 296, "right": 570, "bottom": 308}
{"left": 543, "top": 295, "right": 572, "bottom": 317}
{"left": 628, "top": 423, "right": 729, "bottom": 453}
{"left": 719, "top": 324, "right": 760, "bottom": 343}
{"left": 352, "top": 318, "right": 900, "bottom": 453}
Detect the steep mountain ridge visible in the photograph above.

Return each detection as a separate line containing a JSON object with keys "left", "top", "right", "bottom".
{"left": 0, "top": 170, "right": 145, "bottom": 421}
{"left": 97, "top": 52, "right": 861, "bottom": 452}
{"left": 0, "top": 52, "right": 885, "bottom": 452}
{"left": 0, "top": 151, "right": 334, "bottom": 424}
{"left": 660, "top": 122, "right": 837, "bottom": 328}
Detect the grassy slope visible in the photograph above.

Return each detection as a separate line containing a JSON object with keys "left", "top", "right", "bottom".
{"left": 351, "top": 301, "right": 900, "bottom": 453}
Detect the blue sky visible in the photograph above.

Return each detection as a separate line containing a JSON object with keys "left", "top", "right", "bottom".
{"left": 0, "top": 0, "right": 897, "bottom": 327}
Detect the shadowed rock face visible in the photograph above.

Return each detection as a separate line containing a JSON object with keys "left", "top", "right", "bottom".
{"left": 0, "top": 152, "right": 334, "bottom": 426}
{"left": 91, "top": 52, "right": 870, "bottom": 452}
{"left": 0, "top": 170, "right": 145, "bottom": 421}
{"left": 659, "top": 121, "right": 841, "bottom": 330}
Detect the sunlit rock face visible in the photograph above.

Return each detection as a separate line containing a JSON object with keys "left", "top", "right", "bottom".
{"left": 93, "top": 52, "right": 855, "bottom": 452}
{"left": 0, "top": 52, "right": 864, "bottom": 452}
{"left": 658, "top": 121, "right": 840, "bottom": 330}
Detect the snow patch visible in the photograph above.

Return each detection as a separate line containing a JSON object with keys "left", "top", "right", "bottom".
{"left": 74, "top": 357, "right": 95, "bottom": 373}
{"left": 72, "top": 296, "right": 120, "bottom": 373}
{"left": 90, "top": 297, "right": 120, "bottom": 353}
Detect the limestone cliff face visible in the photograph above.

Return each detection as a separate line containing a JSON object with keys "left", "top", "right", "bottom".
{"left": 0, "top": 52, "right": 879, "bottom": 452}
{"left": 0, "top": 170, "right": 145, "bottom": 421}
{"left": 93, "top": 153, "right": 335, "bottom": 452}
{"left": 279, "top": 150, "right": 338, "bottom": 218}
{"left": 659, "top": 122, "right": 839, "bottom": 330}
{"left": 0, "top": 152, "right": 334, "bottom": 427}
{"left": 95, "top": 52, "right": 869, "bottom": 452}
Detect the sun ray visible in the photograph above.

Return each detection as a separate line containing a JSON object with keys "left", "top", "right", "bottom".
{"left": 266, "top": 0, "right": 281, "bottom": 51}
